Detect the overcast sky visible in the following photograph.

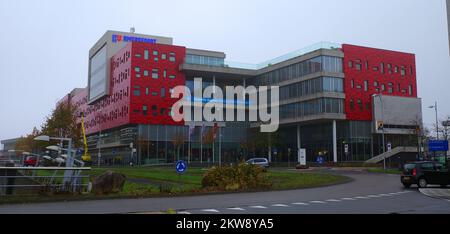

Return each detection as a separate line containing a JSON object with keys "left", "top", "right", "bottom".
{"left": 0, "top": 0, "right": 449, "bottom": 149}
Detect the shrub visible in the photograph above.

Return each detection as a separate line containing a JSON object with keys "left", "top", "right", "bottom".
{"left": 201, "top": 163, "right": 272, "bottom": 191}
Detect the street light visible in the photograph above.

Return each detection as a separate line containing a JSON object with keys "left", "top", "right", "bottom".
{"left": 373, "top": 94, "right": 386, "bottom": 170}
{"left": 428, "top": 102, "right": 439, "bottom": 140}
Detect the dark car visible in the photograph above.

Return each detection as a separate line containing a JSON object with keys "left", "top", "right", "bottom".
{"left": 401, "top": 161, "right": 449, "bottom": 188}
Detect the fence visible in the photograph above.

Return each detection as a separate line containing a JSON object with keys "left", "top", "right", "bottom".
{"left": 0, "top": 167, "right": 91, "bottom": 196}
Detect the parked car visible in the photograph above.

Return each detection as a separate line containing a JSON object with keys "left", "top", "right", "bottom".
{"left": 246, "top": 158, "right": 270, "bottom": 168}
{"left": 24, "top": 156, "right": 38, "bottom": 167}
{"left": 401, "top": 161, "right": 449, "bottom": 188}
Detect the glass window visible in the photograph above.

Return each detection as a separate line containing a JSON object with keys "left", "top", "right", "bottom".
{"left": 169, "top": 75, "right": 176, "bottom": 79}
{"left": 160, "top": 108, "right": 166, "bottom": 116}
{"left": 364, "top": 80, "right": 368, "bottom": 92}
{"left": 162, "top": 54, "right": 167, "bottom": 60}
{"left": 408, "top": 85, "right": 413, "bottom": 95}
{"left": 374, "top": 81, "right": 378, "bottom": 87}
{"left": 153, "top": 50, "right": 158, "bottom": 56}
{"left": 357, "top": 99, "right": 363, "bottom": 111}
{"left": 135, "top": 54, "right": 141, "bottom": 58}
{"left": 143, "top": 105, "right": 148, "bottom": 116}
{"left": 169, "top": 52, "right": 176, "bottom": 62}
{"left": 143, "top": 70, "right": 149, "bottom": 77}
{"left": 152, "top": 91, "right": 158, "bottom": 96}
{"left": 144, "top": 50, "right": 149, "bottom": 60}
{"left": 401, "top": 66, "right": 406, "bottom": 76}
{"left": 161, "top": 88, "right": 166, "bottom": 97}
{"left": 152, "top": 69, "right": 159, "bottom": 79}
{"left": 154, "top": 57, "right": 159, "bottom": 62}
{"left": 152, "top": 105, "right": 158, "bottom": 116}
{"left": 351, "top": 80, "right": 354, "bottom": 88}
{"left": 164, "top": 69, "right": 167, "bottom": 78}
{"left": 380, "top": 63, "right": 384, "bottom": 74}
{"left": 381, "top": 84, "right": 386, "bottom": 91}
{"left": 135, "top": 67, "right": 140, "bottom": 72}
{"left": 133, "top": 86, "right": 140, "bottom": 96}
{"left": 145, "top": 87, "right": 149, "bottom": 96}
{"left": 348, "top": 60, "right": 353, "bottom": 68}
{"left": 395, "top": 66, "right": 399, "bottom": 73}
{"left": 373, "top": 66, "right": 379, "bottom": 71}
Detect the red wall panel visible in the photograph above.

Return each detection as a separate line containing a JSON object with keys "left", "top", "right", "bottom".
{"left": 129, "top": 42, "right": 186, "bottom": 126}
{"left": 342, "top": 44, "right": 417, "bottom": 121}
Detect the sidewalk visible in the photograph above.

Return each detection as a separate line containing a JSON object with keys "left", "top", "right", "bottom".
{"left": 419, "top": 188, "right": 450, "bottom": 200}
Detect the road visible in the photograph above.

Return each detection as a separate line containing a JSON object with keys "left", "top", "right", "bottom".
{"left": 0, "top": 169, "right": 450, "bottom": 214}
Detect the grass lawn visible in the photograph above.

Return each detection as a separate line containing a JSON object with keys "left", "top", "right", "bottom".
{"left": 367, "top": 168, "right": 402, "bottom": 175}
{"left": 1, "top": 167, "right": 349, "bottom": 205}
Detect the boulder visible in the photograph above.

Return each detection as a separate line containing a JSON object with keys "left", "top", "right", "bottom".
{"left": 92, "top": 171, "right": 126, "bottom": 195}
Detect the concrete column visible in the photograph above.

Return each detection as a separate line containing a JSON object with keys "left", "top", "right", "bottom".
{"left": 333, "top": 120, "right": 338, "bottom": 163}
{"left": 297, "top": 125, "right": 301, "bottom": 161}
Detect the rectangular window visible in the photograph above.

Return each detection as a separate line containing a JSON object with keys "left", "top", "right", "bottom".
{"left": 153, "top": 50, "right": 158, "bottom": 56}
{"left": 136, "top": 74, "right": 141, "bottom": 78}
{"left": 357, "top": 99, "right": 363, "bottom": 112}
{"left": 395, "top": 66, "right": 399, "bottom": 73}
{"left": 401, "top": 66, "right": 406, "bottom": 76}
{"left": 169, "top": 75, "right": 176, "bottom": 79}
{"left": 374, "top": 81, "right": 378, "bottom": 87}
{"left": 143, "top": 105, "right": 148, "bottom": 116}
{"left": 355, "top": 63, "right": 361, "bottom": 71}
{"left": 143, "top": 70, "right": 149, "bottom": 77}
{"left": 161, "top": 88, "right": 166, "bottom": 97}
{"left": 135, "top": 54, "right": 142, "bottom": 58}
{"left": 348, "top": 60, "right": 353, "bottom": 68}
{"left": 135, "top": 67, "right": 140, "bottom": 72}
{"left": 160, "top": 108, "right": 166, "bottom": 116}
{"left": 164, "top": 69, "right": 167, "bottom": 78}
{"left": 152, "top": 69, "right": 159, "bottom": 79}
{"left": 154, "top": 57, "right": 159, "bottom": 62}
{"left": 351, "top": 80, "right": 354, "bottom": 88}
{"left": 373, "top": 66, "right": 379, "bottom": 71}
{"left": 169, "top": 52, "right": 176, "bottom": 62}
{"left": 388, "top": 87, "right": 393, "bottom": 94}
{"left": 152, "top": 91, "right": 158, "bottom": 96}
{"left": 144, "top": 50, "right": 149, "bottom": 60}
{"left": 152, "top": 105, "right": 158, "bottom": 116}
{"left": 145, "top": 87, "right": 149, "bottom": 96}
{"left": 162, "top": 54, "right": 167, "bottom": 60}
{"left": 381, "top": 84, "right": 386, "bottom": 91}
{"left": 380, "top": 63, "right": 384, "bottom": 74}
{"left": 133, "top": 86, "right": 140, "bottom": 96}
{"left": 408, "top": 85, "right": 413, "bottom": 95}
{"left": 364, "top": 80, "right": 368, "bottom": 92}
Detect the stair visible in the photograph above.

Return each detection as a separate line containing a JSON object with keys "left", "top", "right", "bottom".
{"left": 365, "top": 146, "right": 418, "bottom": 164}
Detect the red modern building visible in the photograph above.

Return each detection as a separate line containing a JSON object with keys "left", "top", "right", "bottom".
{"left": 59, "top": 30, "right": 422, "bottom": 166}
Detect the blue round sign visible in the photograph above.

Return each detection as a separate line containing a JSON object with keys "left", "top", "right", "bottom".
{"left": 176, "top": 160, "right": 187, "bottom": 174}
{"left": 316, "top": 156, "right": 324, "bottom": 164}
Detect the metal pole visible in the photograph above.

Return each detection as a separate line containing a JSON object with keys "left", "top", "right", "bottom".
{"left": 378, "top": 94, "right": 386, "bottom": 170}
{"left": 435, "top": 101, "right": 439, "bottom": 140}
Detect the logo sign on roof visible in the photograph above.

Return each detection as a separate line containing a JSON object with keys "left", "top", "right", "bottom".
{"left": 112, "top": 34, "right": 157, "bottom": 44}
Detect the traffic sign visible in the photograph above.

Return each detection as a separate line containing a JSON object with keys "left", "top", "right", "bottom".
{"left": 176, "top": 160, "right": 187, "bottom": 174}
{"left": 298, "top": 149, "right": 306, "bottom": 166}
{"left": 344, "top": 144, "right": 349, "bottom": 154}
{"left": 428, "top": 140, "right": 449, "bottom": 152}
{"left": 387, "top": 143, "right": 392, "bottom": 151}
{"left": 316, "top": 156, "right": 324, "bottom": 164}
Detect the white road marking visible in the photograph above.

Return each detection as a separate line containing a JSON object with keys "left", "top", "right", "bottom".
{"left": 227, "top": 207, "right": 245, "bottom": 211}
{"left": 272, "top": 204, "right": 289, "bottom": 207}
{"left": 326, "top": 199, "right": 341, "bottom": 202}
{"left": 367, "top": 195, "right": 381, "bottom": 198}
{"left": 202, "top": 209, "right": 220, "bottom": 213}
{"left": 341, "top": 198, "right": 356, "bottom": 201}
{"left": 378, "top": 194, "right": 393, "bottom": 197}
{"left": 178, "top": 211, "right": 191, "bottom": 214}
{"left": 292, "top": 202, "right": 309, "bottom": 205}
{"left": 309, "top": 201, "right": 326, "bottom": 204}
{"left": 250, "top": 206, "right": 267, "bottom": 209}
{"left": 354, "top": 196, "right": 370, "bottom": 199}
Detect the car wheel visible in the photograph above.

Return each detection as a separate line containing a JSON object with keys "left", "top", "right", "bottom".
{"left": 403, "top": 183, "right": 411, "bottom": 189}
{"left": 418, "top": 178, "right": 428, "bottom": 188}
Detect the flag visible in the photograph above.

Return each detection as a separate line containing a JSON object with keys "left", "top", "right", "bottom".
{"left": 213, "top": 123, "right": 218, "bottom": 140}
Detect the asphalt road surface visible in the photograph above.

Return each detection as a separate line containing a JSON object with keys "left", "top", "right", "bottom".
{"left": 1, "top": 169, "right": 450, "bottom": 214}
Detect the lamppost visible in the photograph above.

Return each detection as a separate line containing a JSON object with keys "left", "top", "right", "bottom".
{"left": 428, "top": 102, "right": 439, "bottom": 140}
{"left": 373, "top": 94, "right": 386, "bottom": 170}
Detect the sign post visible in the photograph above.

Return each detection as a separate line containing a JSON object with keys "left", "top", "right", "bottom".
{"left": 298, "top": 149, "right": 306, "bottom": 166}
{"left": 176, "top": 160, "right": 187, "bottom": 191}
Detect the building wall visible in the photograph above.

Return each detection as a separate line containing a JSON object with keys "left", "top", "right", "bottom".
{"left": 129, "top": 42, "right": 186, "bottom": 126}
{"left": 342, "top": 44, "right": 417, "bottom": 121}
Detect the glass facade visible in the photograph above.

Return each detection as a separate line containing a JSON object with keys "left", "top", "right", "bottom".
{"left": 280, "top": 98, "right": 344, "bottom": 120}
{"left": 280, "top": 77, "right": 343, "bottom": 101}
{"left": 185, "top": 54, "right": 225, "bottom": 67}
{"left": 251, "top": 56, "right": 343, "bottom": 87}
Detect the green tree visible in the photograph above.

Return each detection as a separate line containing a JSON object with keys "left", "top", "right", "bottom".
{"left": 40, "top": 102, "right": 82, "bottom": 148}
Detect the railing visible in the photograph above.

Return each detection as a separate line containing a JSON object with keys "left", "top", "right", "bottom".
{"left": 0, "top": 167, "right": 91, "bottom": 196}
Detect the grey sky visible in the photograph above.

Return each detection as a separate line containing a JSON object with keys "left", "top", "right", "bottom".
{"left": 0, "top": 0, "right": 449, "bottom": 148}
